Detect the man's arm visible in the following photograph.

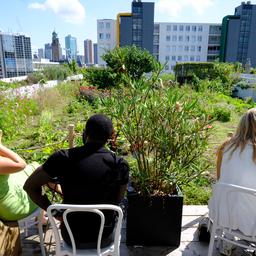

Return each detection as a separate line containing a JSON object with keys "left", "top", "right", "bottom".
{"left": 23, "top": 165, "right": 53, "bottom": 211}
{"left": 116, "top": 184, "right": 128, "bottom": 203}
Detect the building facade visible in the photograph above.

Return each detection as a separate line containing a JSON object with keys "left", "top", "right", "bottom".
{"left": 0, "top": 32, "right": 33, "bottom": 78}
{"left": 65, "top": 34, "right": 77, "bottom": 61}
{"left": 220, "top": 1, "right": 256, "bottom": 67}
{"left": 84, "top": 39, "right": 93, "bottom": 65}
{"left": 51, "top": 31, "right": 61, "bottom": 62}
{"left": 38, "top": 48, "right": 44, "bottom": 60}
{"left": 207, "top": 25, "right": 222, "bottom": 61}
{"left": 118, "top": 0, "right": 154, "bottom": 54}
{"left": 44, "top": 43, "right": 52, "bottom": 60}
{"left": 153, "top": 22, "right": 221, "bottom": 72}
{"left": 97, "top": 19, "right": 117, "bottom": 65}
{"left": 76, "top": 55, "right": 84, "bottom": 67}
{"left": 93, "top": 43, "right": 98, "bottom": 64}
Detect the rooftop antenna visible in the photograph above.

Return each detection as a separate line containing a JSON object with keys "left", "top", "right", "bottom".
{"left": 16, "top": 16, "right": 24, "bottom": 34}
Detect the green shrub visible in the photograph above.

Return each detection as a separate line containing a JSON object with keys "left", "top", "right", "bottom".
{"left": 64, "top": 59, "right": 79, "bottom": 75}
{"left": 245, "top": 97, "right": 254, "bottom": 105}
{"left": 0, "top": 81, "right": 10, "bottom": 89}
{"left": 182, "top": 183, "right": 212, "bottom": 205}
{"left": 42, "top": 65, "right": 69, "bottom": 81}
{"left": 0, "top": 96, "right": 39, "bottom": 139}
{"left": 212, "top": 106, "right": 231, "bottom": 122}
{"left": 102, "top": 45, "right": 159, "bottom": 80}
{"left": 175, "top": 62, "right": 241, "bottom": 95}
{"left": 82, "top": 67, "right": 118, "bottom": 88}
{"left": 175, "top": 62, "right": 215, "bottom": 82}
{"left": 26, "top": 72, "right": 45, "bottom": 84}
{"left": 103, "top": 68, "right": 212, "bottom": 196}
{"left": 192, "top": 78, "right": 226, "bottom": 93}
{"left": 66, "top": 100, "right": 81, "bottom": 114}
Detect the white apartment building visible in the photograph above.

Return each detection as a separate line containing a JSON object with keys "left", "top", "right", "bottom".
{"left": 97, "top": 19, "right": 117, "bottom": 66}
{"left": 153, "top": 23, "right": 221, "bottom": 72}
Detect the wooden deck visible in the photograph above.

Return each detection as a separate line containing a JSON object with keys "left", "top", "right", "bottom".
{"left": 20, "top": 205, "right": 254, "bottom": 256}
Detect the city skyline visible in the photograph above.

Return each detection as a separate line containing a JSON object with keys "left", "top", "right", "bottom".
{"left": 0, "top": 0, "right": 252, "bottom": 54}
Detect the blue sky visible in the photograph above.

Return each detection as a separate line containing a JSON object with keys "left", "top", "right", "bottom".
{"left": 0, "top": 0, "right": 250, "bottom": 55}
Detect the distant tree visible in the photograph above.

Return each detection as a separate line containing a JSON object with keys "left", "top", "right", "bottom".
{"left": 102, "top": 46, "right": 158, "bottom": 80}
{"left": 65, "top": 59, "right": 79, "bottom": 75}
{"left": 42, "top": 65, "right": 69, "bottom": 81}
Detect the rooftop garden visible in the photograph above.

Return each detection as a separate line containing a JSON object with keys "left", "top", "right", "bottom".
{"left": 0, "top": 46, "right": 254, "bottom": 204}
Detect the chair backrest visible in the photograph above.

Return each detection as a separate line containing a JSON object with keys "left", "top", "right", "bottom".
{"left": 213, "top": 182, "right": 256, "bottom": 238}
{"left": 18, "top": 208, "right": 41, "bottom": 236}
{"left": 47, "top": 204, "right": 123, "bottom": 256}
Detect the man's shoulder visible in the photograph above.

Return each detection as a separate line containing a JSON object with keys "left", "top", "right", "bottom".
{"left": 102, "top": 151, "right": 129, "bottom": 170}
{"left": 48, "top": 149, "right": 69, "bottom": 160}
{"left": 67, "top": 145, "right": 85, "bottom": 154}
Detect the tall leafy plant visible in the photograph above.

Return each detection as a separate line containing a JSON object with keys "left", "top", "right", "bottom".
{"left": 102, "top": 46, "right": 158, "bottom": 80}
{"left": 103, "top": 67, "right": 212, "bottom": 196}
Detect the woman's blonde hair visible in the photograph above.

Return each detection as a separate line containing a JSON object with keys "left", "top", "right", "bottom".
{"left": 226, "top": 108, "right": 256, "bottom": 162}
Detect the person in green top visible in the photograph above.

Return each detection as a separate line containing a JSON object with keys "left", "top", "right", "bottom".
{"left": 0, "top": 143, "right": 38, "bottom": 221}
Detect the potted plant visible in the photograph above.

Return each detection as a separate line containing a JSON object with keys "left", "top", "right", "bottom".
{"left": 102, "top": 48, "right": 211, "bottom": 247}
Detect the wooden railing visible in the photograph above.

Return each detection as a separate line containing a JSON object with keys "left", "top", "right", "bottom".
{"left": 0, "top": 124, "right": 77, "bottom": 154}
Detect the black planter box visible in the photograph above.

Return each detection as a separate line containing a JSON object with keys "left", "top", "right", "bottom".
{"left": 126, "top": 192, "right": 183, "bottom": 246}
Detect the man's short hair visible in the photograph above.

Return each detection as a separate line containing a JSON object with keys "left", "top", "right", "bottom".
{"left": 83, "top": 114, "right": 113, "bottom": 144}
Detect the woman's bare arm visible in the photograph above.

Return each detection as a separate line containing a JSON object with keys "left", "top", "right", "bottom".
{"left": 0, "top": 144, "right": 26, "bottom": 174}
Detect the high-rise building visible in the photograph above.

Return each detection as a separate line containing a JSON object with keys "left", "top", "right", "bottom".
{"left": 65, "top": 34, "right": 77, "bottom": 61}
{"left": 97, "top": 19, "right": 117, "bottom": 65}
{"left": 153, "top": 23, "right": 221, "bottom": 72}
{"left": 220, "top": 1, "right": 256, "bottom": 67}
{"left": 93, "top": 43, "right": 98, "bottom": 64}
{"left": 44, "top": 43, "right": 52, "bottom": 60}
{"left": 59, "top": 48, "right": 63, "bottom": 61}
{"left": 84, "top": 39, "right": 93, "bottom": 65}
{"left": 76, "top": 55, "right": 85, "bottom": 67}
{"left": 38, "top": 48, "right": 44, "bottom": 60}
{"left": 118, "top": 0, "right": 154, "bottom": 54}
{"left": 51, "top": 31, "right": 61, "bottom": 62}
{"left": 0, "top": 32, "right": 33, "bottom": 78}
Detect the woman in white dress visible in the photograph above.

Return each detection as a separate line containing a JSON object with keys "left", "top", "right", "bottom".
{"left": 208, "top": 108, "right": 256, "bottom": 254}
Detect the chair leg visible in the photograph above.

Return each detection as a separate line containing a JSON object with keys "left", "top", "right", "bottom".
{"left": 25, "top": 222, "right": 28, "bottom": 237}
{"left": 208, "top": 224, "right": 217, "bottom": 256}
{"left": 37, "top": 210, "right": 46, "bottom": 256}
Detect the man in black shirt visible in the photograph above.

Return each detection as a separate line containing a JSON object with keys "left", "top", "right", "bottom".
{"left": 24, "top": 114, "right": 129, "bottom": 248}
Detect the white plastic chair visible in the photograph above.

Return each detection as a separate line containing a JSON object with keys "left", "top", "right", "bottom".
{"left": 18, "top": 208, "right": 46, "bottom": 256}
{"left": 208, "top": 182, "right": 256, "bottom": 256}
{"left": 47, "top": 204, "right": 123, "bottom": 256}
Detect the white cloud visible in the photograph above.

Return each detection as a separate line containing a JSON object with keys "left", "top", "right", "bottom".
{"left": 156, "top": 0, "right": 214, "bottom": 18}
{"left": 28, "top": 2, "right": 46, "bottom": 10}
{"left": 28, "top": 0, "right": 85, "bottom": 24}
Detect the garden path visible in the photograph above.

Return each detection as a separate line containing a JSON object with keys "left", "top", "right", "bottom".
{"left": 21, "top": 205, "right": 253, "bottom": 256}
